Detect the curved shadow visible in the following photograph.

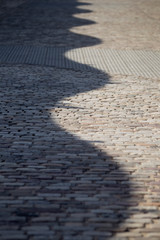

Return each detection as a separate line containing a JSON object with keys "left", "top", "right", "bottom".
{"left": 0, "top": 0, "right": 131, "bottom": 239}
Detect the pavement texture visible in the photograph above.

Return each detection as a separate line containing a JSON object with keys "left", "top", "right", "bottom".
{"left": 0, "top": 0, "right": 27, "bottom": 18}
{"left": 0, "top": 46, "right": 160, "bottom": 78}
{"left": 0, "top": 0, "right": 160, "bottom": 240}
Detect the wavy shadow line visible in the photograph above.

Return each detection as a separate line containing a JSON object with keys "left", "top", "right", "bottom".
{"left": 0, "top": 0, "right": 131, "bottom": 239}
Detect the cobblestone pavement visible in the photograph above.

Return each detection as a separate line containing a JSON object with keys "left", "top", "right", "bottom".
{"left": 0, "top": 0, "right": 160, "bottom": 239}
{"left": 0, "top": 0, "right": 27, "bottom": 18}
{"left": 74, "top": 0, "right": 160, "bottom": 50}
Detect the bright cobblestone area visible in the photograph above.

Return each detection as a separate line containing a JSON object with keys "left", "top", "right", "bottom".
{"left": 53, "top": 72, "right": 160, "bottom": 239}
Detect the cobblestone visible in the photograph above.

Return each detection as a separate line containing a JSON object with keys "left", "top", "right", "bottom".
{"left": 0, "top": 0, "right": 160, "bottom": 239}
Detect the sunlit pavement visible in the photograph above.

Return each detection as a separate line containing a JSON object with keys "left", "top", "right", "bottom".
{"left": 0, "top": 0, "right": 160, "bottom": 239}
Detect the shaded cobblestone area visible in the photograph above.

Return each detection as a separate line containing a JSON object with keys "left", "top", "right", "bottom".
{"left": 0, "top": 0, "right": 160, "bottom": 239}
{"left": 0, "top": 66, "right": 131, "bottom": 240}
{"left": 0, "top": 0, "right": 27, "bottom": 18}
{"left": 0, "top": 0, "right": 99, "bottom": 48}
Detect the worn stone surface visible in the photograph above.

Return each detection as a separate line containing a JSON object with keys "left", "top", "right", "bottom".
{"left": 0, "top": 0, "right": 27, "bottom": 18}
{"left": 0, "top": 0, "right": 160, "bottom": 50}
{"left": 73, "top": 0, "right": 160, "bottom": 50}
{"left": 0, "top": 0, "right": 160, "bottom": 239}
{"left": 53, "top": 72, "right": 160, "bottom": 238}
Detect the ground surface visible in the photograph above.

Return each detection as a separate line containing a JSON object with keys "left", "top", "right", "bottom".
{"left": 0, "top": 0, "right": 160, "bottom": 240}
{"left": 0, "top": 0, "right": 27, "bottom": 17}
